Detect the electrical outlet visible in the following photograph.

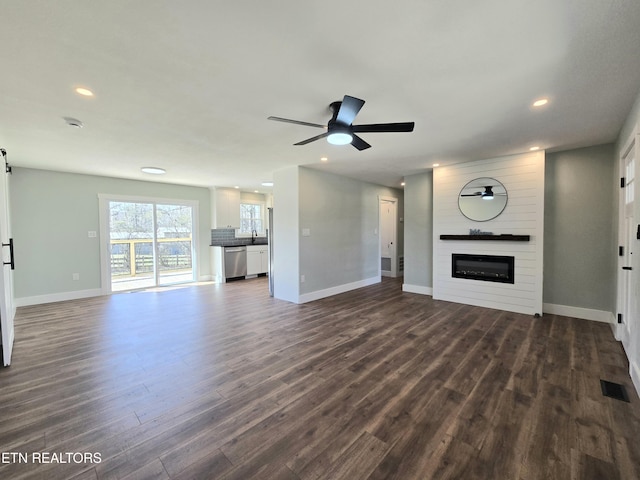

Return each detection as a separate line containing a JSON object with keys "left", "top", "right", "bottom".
{"left": 88, "top": 231, "right": 97, "bottom": 238}
{"left": 72, "top": 273, "right": 80, "bottom": 281}
{"left": 301, "top": 274, "right": 305, "bottom": 283}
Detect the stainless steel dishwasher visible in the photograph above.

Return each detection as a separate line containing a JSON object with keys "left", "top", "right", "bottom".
{"left": 223, "top": 246, "right": 247, "bottom": 281}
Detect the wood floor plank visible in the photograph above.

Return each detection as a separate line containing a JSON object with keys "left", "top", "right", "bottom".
{"left": 570, "top": 450, "right": 621, "bottom": 480}
{"left": 519, "top": 382, "right": 573, "bottom": 480}
{"left": 119, "top": 458, "right": 170, "bottom": 480}
{"left": 163, "top": 447, "right": 233, "bottom": 480}
{"left": 298, "top": 431, "right": 388, "bottom": 480}
{"left": 472, "top": 389, "right": 532, "bottom": 479}
{"left": 366, "top": 386, "right": 466, "bottom": 480}
{"left": 1, "top": 277, "right": 639, "bottom": 479}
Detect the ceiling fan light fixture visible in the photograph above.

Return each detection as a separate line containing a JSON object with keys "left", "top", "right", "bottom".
{"left": 482, "top": 185, "right": 494, "bottom": 199}
{"left": 327, "top": 132, "right": 353, "bottom": 146}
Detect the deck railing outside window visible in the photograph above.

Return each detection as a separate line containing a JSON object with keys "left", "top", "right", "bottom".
{"left": 110, "top": 237, "right": 192, "bottom": 278}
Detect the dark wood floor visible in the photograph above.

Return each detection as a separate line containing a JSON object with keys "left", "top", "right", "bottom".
{"left": 1, "top": 277, "right": 639, "bottom": 479}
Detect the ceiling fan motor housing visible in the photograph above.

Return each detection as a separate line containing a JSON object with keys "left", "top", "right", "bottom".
{"left": 268, "top": 94, "right": 414, "bottom": 151}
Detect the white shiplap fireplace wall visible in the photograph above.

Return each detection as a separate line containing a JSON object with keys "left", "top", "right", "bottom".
{"left": 433, "top": 151, "right": 545, "bottom": 315}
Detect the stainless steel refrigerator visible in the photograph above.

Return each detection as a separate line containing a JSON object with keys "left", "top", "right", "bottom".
{"left": 267, "top": 207, "right": 274, "bottom": 296}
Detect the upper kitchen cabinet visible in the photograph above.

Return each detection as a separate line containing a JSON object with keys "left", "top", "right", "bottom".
{"left": 215, "top": 188, "right": 241, "bottom": 229}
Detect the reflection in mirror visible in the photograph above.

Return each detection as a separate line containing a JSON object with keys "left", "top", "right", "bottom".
{"left": 458, "top": 177, "right": 508, "bottom": 221}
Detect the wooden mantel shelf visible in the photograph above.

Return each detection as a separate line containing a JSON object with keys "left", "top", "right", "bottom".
{"left": 439, "top": 234, "right": 531, "bottom": 241}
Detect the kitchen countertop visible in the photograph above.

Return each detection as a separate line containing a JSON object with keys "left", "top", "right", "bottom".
{"left": 210, "top": 241, "right": 268, "bottom": 247}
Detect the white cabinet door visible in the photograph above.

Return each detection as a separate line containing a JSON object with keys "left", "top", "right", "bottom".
{"left": 247, "top": 245, "right": 268, "bottom": 275}
{"left": 260, "top": 249, "right": 269, "bottom": 273}
{"left": 246, "top": 248, "right": 262, "bottom": 275}
{"left": 215, "top": 189, "right": 240, "bottom": 228}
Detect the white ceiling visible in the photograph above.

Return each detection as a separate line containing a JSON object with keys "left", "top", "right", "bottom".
{"left": 1, "top": 1, "right": 640, "bottom": 191}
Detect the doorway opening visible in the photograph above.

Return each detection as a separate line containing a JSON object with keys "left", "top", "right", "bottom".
{"left": 100, "top": 196, "right": 198, "bottom": 293}
{"left": 379, "top": 196, "right": 398, "bottom": 277}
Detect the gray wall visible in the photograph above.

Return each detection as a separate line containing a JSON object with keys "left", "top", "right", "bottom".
{"left": 10, "top": 168, "right": 212, "bottom": 300}
{"left": 403, "top": 171, "right": 433, "bottom": 289}
{"left": 543, "top": 144, "right": 617, "bottom": 311}
{"left": 272, "top": 166, "right": 300, "bottom": 303}
{"left": 297, "top": 167, "right": 403, "bottom": 296}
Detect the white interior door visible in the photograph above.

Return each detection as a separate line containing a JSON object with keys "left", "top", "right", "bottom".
{"left": 380, "top": 197, "right": 397, "bottom": 277}
{"left": 0, "top": 150, "right": 15, "bottom": 366}
{"left": 619, "top": 137, "right": 636, "bottom": 347}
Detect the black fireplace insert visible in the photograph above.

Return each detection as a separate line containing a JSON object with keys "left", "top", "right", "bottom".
{"left": 452, "top": 254, "right": 515, "bottom": 284}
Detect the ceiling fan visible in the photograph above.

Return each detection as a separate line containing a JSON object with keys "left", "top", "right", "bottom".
{"left": 268, "top": 95, "right": 415, "bottom": 151}
{"left": 460, "top": 185, "right": 507, "bottom": 200}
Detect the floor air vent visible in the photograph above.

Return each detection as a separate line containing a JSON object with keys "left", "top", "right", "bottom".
{"left": 600, "top": 380, "right": 630, "bottom": 402}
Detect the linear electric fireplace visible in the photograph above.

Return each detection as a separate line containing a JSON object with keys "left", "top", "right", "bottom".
{"left": 452, "top": 254, "right": 515, "bottom": 284}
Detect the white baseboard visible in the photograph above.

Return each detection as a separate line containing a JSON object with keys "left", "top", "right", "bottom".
{"left": 631, "top": 360, "right": 640, "bottom": 400}
{"left": 15, "top": 288, "right": 103, "bottom": 307}
{"left": 298, "top": 276, "right": 380, "bottom": 304}
{"left": 542, "top": 303, "right": 615, "bottom": 323}
{"left": 612, "top": 322, "right": 625, "bottom": 341}
{"left": 402, "top": 284, "right": 433, "bottom": 296}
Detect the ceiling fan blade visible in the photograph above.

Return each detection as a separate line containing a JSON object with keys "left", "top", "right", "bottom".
{"left": 352, "top": 122, "right": 415, "bottom": 133}
{"left": 336, "top": 95, "right": 365, "bottom": 125}
{"left": 294, "top": 132, "right": 329, "bottom": 146}
{"left": 351, "top": 134, "right": 371, "bottom": 151}
{"left": 268, "top": 116, "right": 326, "bottom": 129}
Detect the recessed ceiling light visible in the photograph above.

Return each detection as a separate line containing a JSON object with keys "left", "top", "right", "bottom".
{"left": 141, "top": 167, "right": 166, "bottom": 175}
{"left": 529, "top": 146, "right": 540, "bottom": 151}
{"left": 401, "top": 182, "right": 406, "bottom": 186}
{"left": 75, "top": 87, "right": 94, "bottom": 97}
{"left": 320, "top": 157, "right": 328, "bottom": 162}
{"left": 254, "top": 190, "right": 259, "bottom": 193}
{"left": 532, "top": 98, "right": 548, "bottom": 107}
{"left": 432, "top": 163, "right": 440, "bottom": 167}
{"left": 234, "top": 186, "right": 240, "bottom": 189}
{"left": 261, "top": 182, "right": 274, "bottom": 187}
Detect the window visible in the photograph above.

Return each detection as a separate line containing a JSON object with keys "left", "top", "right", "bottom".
{"left": 239, "top": 202, "right": 264, "bottom": 235}
{"left": 100, "top": 197, "right": 197, "bottom": 293}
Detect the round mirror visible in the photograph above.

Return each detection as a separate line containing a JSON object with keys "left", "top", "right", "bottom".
{"left": 458, "top": 177, "right": 508, "bottom": 221}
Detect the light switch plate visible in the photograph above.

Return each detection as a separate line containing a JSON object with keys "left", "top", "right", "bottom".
{"left": 302, "top": 228, "right": 311, "bottom": 237}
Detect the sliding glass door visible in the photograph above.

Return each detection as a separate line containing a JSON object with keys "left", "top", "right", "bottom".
{"left": 105, "top": 198, "right": 195, "bottom": 292}
{"left": 156, "top": 203, "right": 194, "bottom": 287}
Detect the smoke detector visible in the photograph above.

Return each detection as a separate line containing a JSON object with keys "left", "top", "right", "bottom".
{"left": 63, "top": 117, "right": 84, "bottom": 128}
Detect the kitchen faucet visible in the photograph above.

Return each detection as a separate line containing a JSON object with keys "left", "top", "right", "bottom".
{"left": 251, "top": 229, "right": 257, "bottom": 244}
